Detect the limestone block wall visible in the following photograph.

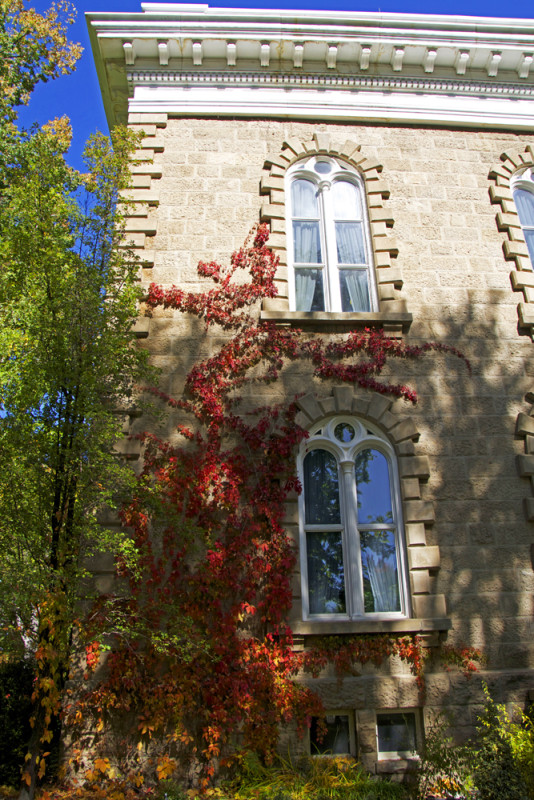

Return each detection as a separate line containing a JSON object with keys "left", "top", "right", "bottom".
{"left": 118, "top": 114, "right": 534, "bottom": 772}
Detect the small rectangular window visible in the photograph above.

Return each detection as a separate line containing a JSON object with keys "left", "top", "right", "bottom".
{"left": 376, "top": 712, "right": 417, "bottom": 759}
{"left": 310, "top": 713, "right": 355, "bottom": 756}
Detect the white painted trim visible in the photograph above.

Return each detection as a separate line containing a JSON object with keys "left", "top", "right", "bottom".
{"left": 129, "top": 84, "right": 534, "bottom": 129}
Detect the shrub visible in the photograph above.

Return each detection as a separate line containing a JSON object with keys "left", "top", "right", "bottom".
{"left": 471, "top": 684, "right": 531, "bottom": 800}
{"left": 411, "top": 713, "right": 473, "bottom": 800}
{"left": 223, "top": 753, "right": 408, "bottom": 800}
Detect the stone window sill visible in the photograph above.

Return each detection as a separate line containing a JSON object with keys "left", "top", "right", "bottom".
{"left": 260, "top": 310, "right": 412, "bottom": 333}
{"left": 291, "top": 617, "right": 451, "bottom": 636}
{"left": 376, "top": 757, "right": 421, "bottom": 775}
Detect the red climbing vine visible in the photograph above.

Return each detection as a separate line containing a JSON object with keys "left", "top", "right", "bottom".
{"left": 69, "top": 226, "right": 473, "bottom": 790}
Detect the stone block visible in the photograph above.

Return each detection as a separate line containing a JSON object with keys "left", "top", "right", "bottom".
{"left": 497, "top": 211, "right": 521, "bottom": 230}
{"left": 313, "top": 132, "right": 331, "bottom": 152}
{"left": 489, "top": 184, "right": 513, "bottom": 203}
{"left": 297, "top": 394, "right": 323, "bottom": 422}
{"left": 401, "top": 477, "right": 420, "bottom": 499}
{"left": 333, "top": 385, "right": 353, "bottom": 411}
{"left": 518, "top": 303, "right": 534, "bottom": 326}
{"left": 130, "top": 164, "right": 163, "bottom": 177}
{"left": 132, "top": 149, "right": 154, "bottom": 161}
{"left": 262, "top": 297, "right": 289, "bottom": 312}
{"left": 390, "top": 419, "right": 418, "bottom": 443}
{"left": 367, "top": 394, "right": 393, "bottom": 421}
{"left": 125, "top": 218, "right": 157, "bottom": 234}
{"left": 319, "top": 397, "right": 336, "bottom": 415}
{"left": 122, "top": 189, "right": 160, "bottom": 204}
{"left": 261, "top": 203, "right": 285, "bottom": 220}
{"left": 412, "top": 593, "right": 447, "bottom": 618}
{"left": 132, "top": 317, "right": 150, "bottom": 338}
{"left": 129, "top": 124, "right": 157, "bottom": 136}
{"left": 404, "top": 500, "right": 435, "bottom": 524}
{"left": 524, "top": 497, "right": 534, "bottom": 521}
{"left": 337, "top": 140, "right": 360, "bottom": 159}
{"left": 398, "top": 456, "right": 430, "bottom": 479}
{"left": 516, "top": 413, "right": 534, "bottom": 437}
{"left": 409, "top": 545, "right": 440, "bottom": 570}
{"left": 511, "top": 271, "right": 534, "bottom": 290}
{"left": 518, "top": 454, "right": 534, "bottom": 476}
{"left": 141, "top": 136, "right": 165, "bottom": 151}
{"left": 411, "top": 570, "right": 430, "bottom": 594}
{"left": 504, "top": 240, "right": 530, "bottom": 259}
{"left": 377, "top": 267, "right": 403, "bottom": 287}
{"left": 128, "top": 112, "right": 168, "bottom": 125}
{"left": 405, "top": 523, "right": 427, "bottom": 546}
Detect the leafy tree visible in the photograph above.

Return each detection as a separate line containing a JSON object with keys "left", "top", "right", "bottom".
{"left": 0, "top": 119, "right": 151, "bottom": 798}
{"left": 0, "top": 3, "right": 152, "bottom": 796}
{"left": 0, "top": 0, "right": 81, "bottom": 176}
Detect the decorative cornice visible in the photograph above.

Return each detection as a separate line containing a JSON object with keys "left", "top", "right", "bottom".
{"left": 87, "top": 4, "right": 534, "bottom": 130}
{"left": 127, "top": 69, "right": 534, "bottom": 99}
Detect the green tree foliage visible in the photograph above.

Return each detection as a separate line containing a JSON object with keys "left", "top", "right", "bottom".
{"left": 0, "top": 122, "right": 148, "bottom": 660}
{"left": 0, "top": 3, "right": 152, "bottom": 797}
{"left": 0, "top": 0, "right": 81, "bottom": 175}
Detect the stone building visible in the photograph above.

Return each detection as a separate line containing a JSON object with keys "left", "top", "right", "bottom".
{"left": 87, "top": 3, "right": 534, "bottom": 777}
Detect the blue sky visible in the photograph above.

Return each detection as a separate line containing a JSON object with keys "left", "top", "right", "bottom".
{"left": 18, "top": 0, "right": 534, "bottom": 172}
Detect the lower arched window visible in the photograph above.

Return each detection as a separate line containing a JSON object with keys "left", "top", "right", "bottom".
{"left": 512, "top": 167, "right": 534, "bottom": 266}
{"left": 299, "top": 417, "right": 408, "bottom": 619}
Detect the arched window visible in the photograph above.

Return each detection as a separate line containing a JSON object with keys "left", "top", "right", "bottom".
{"left": 287, "top": 156, "right": 377, "bottom": 313}
{"left": 299, "top": 417, "right": 408, "bottom": 620}
{"left": 512, "top": 168, "right": 534, "bottom": 266}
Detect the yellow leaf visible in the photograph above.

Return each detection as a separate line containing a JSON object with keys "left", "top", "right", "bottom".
{"left": 94, "top": 757, "right": 111, "bottom": 774}
{"left": 22, "top": 771, "right": 31, "bottom": 786}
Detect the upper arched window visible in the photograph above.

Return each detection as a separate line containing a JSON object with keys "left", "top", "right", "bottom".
{"left": 287, "top": 156, "right": 377, "bottom": 313}
{"left": 512, "top": 168, "right": 534, "bottom": 266}
{"left": 298, "top": 417, "right": 408, "bottom": 620}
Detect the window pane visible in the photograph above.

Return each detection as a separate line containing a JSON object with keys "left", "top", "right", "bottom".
{"left": 332, "top": 180, "right": 362, "bottom": 219}
{"left": 292, "top": 178, "right": 319, "bottom": 218}
{"left": 339, "top": 269, "right": 371, "bottom": 312}
{"left": 355, "top": 449, "right": 393, "bottom": 524}
{"left": 293, "top": 221, "right": 322, "bottom": 264}
{"left": 304, "top": 450, "right": 340, "bottom": 524}
{"left": 360, "top": 530, "right": 400, "bottom": 612}
{"left": 525, "top": 229, "right": 534, "bottom": 264}
{"left": 514, "top": 188, "right": 534, "bottom": 227}
{"left": 306, "top": 531, "right": 346, "bottom": 614}
{"left": 310, "top": 715, "right": 351, "bottom": 754}
{"left": 295, "top": 269, "right": 325, "bottom": 312}
{"left": 377, "top": 713, "right": 416, "bottom": 755}
{"left": 335, "top": 222, "right": 366, "bottom": 264}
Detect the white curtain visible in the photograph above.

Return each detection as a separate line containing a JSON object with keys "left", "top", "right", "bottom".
{"left": 340, "top": 269, "right": 370, "bottom": 312}
{"left": 362, "top": 542, "right": 400, "bottom": 613}
{"left": 336, "top": 221, "right": 365, "bottom": 264}
{"left": 295, "top": 269, "right": 321, "bottom": 311}
{"left": 292, "top": 178, "right": 318, "bottom": 217}
{"left": 332, "top": 180, "right": 362, "bottom": 218}
{"left": 293, "top": 220, "right": 321, "bottom": 264}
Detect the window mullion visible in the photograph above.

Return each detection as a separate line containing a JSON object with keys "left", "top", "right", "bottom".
{"left": 339, "top": 459, "right": 363, "bottom": 617}
{"left": 320, "top": 182, "right": 341, "bottom": 312}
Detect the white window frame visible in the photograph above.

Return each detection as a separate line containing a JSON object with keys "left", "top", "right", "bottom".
{"left": 376, "top": 710, "right": 420, "bottom": 760}
{"left": 298, "top": 416, "right": 410, "bottom": 622}
{"left": 286, "top": 155, "right": 378, "bottom": 313}
{"left": 309, "top": 710, "right": 356, "bottom": 757}
{"left": 511, "top": 166, "right": 534, "bottom": 267}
